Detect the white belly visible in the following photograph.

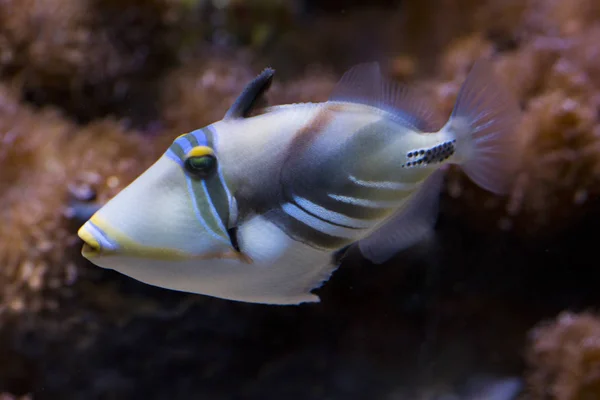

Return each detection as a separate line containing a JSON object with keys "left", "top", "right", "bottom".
{"left": 102, "top": 214, "right": 338, "bottom": 305}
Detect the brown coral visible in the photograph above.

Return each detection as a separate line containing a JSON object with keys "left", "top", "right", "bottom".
{"left": 0, "top": 394, "right": 32, "bottom": 400}
{"left": 268, "top": 66, "right": 337, "bottom": 105}
{"left": 0, "top": 84, "right": 160, "bottom": 313}
{"left": 0, "top": 0, "right": 185, "bottom": 122}
{"left": 159, "top": 56, "right": 336, "bottom": 136}
{"left": 526, "top": 312, "right": 600, "bottom": 400}
{"left": 0, "top": 85, "right": 74, "bottom": 312}
{"left": 160, "top": 57, "right": 258, "bottom": 134}
{"left": 405, "top": 0, "right": 600, "bottom": 237}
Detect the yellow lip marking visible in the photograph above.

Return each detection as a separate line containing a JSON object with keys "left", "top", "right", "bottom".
{"left": 186, "top": 146, "right": 214, "bottom": 158}
{"left": 203, "top": 250, "right": 254, "bottom": 264}
{"left": 78, "top": 225, "right": 102, "bottom": 257}
{"left": 176, "top": 133, "right": 187, "bottom": 140}
{"left": 80, "top": 215, "right": 252, "bottom": 263}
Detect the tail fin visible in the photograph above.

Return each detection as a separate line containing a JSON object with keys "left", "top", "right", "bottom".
{"left": 449, "top": 59, "right": 521, "bottom": 195}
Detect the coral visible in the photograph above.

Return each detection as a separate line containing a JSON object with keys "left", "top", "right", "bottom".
{"left": 0, "top": 84, "right": 74, "bottom": 312}
{"left": 526, "top": 312, "right": 600, "bottom": 400}
{"left": 0, "top": 85, "right": 157, "bottom": 314}
{"left": 519, "top": 0, "right": 600, "bottom": 38}
{"left": 159, "top": 56, "right": 336, "bottom": 136}
{"left": 209, "top": 0, "right": 303, "bottom": 49}
{"left": 0, "top": 0, "right": 186, "bottom": 123}
{"left": 160, "top": 57, "right": 258, "bottom": 134}
{"left": 0, "top": 395, "right": 32, "bottom": 400}
{"left": 62, "top": 118, "right": 161, "bottom": 205}
{"left": 268, "top": 66, "right": 337, "bottom": 105}
{"left": 408, "top": 0, "right": 600, "bottom": 236}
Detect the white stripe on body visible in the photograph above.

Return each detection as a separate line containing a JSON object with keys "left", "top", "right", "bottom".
{"left": 293, "top": 195, "right": 373, "bottom": 229}
{"left": 281, "top": 202, "right": 363, "bottom": 239}
{"left": 327, "top": 193, "right": 405, "bottom": 209}
{"left": 349, "top": 175, "right": 418, "bottom": 191}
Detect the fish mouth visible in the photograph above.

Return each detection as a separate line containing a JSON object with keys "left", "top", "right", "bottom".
{"left": 78, "top": 221, "right": 111, "bottom": 258}
{"left": 81, "top": 241, "right": 101, "bottom": 256}
{"left": 78, "top": 226, "right": 102, "bottom": 257}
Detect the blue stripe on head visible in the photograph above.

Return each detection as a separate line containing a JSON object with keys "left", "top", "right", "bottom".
{"left": 201, "top": 180, "right": 228, "bottom": 234}
{"left": 165, "top": 148, "right": 184, "bottom": 166}
{"left": 88, "top": 221, "right": 119, "bottom": 251}
{"left": 189, "top": 129, "right": 209, "bottom": 147}
{"left": 216, "top": 168, "right": 232, "bottom": 204}
{"left": 166, "top": 126, "right": 231, "bottom": 245}
{"left": 185, "top": 175, "right": 230, "bottom": 245}
{"left": 200, "top": 126, "right": 231, "bottom": 200}
{"left": 172, "top": 134, "right": 195, "bottom": 156}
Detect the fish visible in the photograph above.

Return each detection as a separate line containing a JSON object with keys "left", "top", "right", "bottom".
{"left": 77, "top": 59, "right": 520, "bottom": 305}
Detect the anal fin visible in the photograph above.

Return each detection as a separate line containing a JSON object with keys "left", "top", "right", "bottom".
{"left": 357, "top": 168, "right": 446, "bottom": 264}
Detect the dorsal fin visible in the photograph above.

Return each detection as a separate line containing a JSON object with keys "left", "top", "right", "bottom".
{"left": 329, "top": 62, "right": 442, "bottom": 132}
{"left": 224, "top": 67, "right": 275, "bottom": 119}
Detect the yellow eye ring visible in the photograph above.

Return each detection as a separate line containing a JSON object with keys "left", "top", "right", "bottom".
{"left": 184, "top": 146, "right": 217, "bottom": 179}
{"left": 186, "top": 146, "right": 214, "bottom": 158}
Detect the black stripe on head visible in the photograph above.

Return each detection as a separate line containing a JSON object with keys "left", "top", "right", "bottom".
{"left": 169, "top": 140, "right": 187, "bottom": 161}
{"left": 203, "top": 172, "right": 231, "bottom": 231}
{"left": 201, "top": 126, "right": 231, "bottom": 231}
{"left": 202, "top": 127, "right": 215, "bottom": 148}
{"left": 187, "top": 132, "right": 200, "bottom": 147}
{"left": 188, "top": 128, "right": 210, "bottom": 147}
{"left": 171, "top": 126, "right": 232, "bottom": 236}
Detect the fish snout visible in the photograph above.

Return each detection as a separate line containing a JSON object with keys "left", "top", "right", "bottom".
{"left": 78, "top": 224, "right": 103, "bottom": 258}
{"left": 77, "top": 220, "right": 116, "bottom": 258}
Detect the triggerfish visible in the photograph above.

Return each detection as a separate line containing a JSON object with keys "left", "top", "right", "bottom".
{"left": 78, "top": 60, "right": 520, "bottom": 304}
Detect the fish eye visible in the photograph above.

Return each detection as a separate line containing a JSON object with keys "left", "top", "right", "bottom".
{"left": 184, "top": 146, "right": 217, "bottom": 179}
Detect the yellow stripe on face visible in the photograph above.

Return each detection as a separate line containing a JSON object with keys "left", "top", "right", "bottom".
{"left": 88, "top": 215, "right": 194, "bottom": 261}
{"left": 186, "top": 146, "right": 214, "bottom": 158}
{"left": 78, "top": 226, "right": 100, "bottom": 250}
{"left": 78, "top": 225, "right": 102, "bottom": 257}
{"left": 84, "top": 215, "right": 249, "bottom": 263}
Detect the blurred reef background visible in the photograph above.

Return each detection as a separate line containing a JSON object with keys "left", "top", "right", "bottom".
{"left": 1, "top": 0, "right": 600, "bottom": 399}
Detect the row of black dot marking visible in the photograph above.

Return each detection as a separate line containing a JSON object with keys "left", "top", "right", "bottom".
{"left": 402, "top": 140, "right": 456, "bottom": 168}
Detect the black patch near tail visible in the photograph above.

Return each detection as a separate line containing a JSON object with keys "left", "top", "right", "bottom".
{"left": 402, "top": 140, "right": 456, "bottom": 168}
